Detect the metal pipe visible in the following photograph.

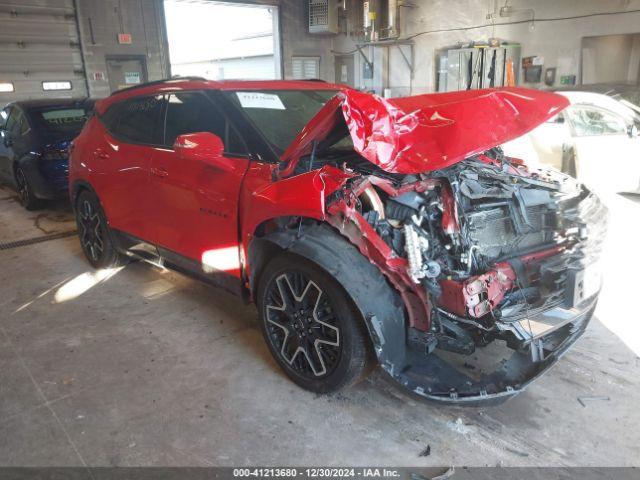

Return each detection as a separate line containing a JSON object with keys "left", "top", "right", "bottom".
{"left": 386, "top": 0, "right": 399, "bottom": 38}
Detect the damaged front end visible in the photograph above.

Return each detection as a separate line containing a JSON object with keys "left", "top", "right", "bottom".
{"left": 320, "top": 153, "right": 606, "bottom": 404}
{"left": 274, "top": 88, "right": 608, "bottom": 404}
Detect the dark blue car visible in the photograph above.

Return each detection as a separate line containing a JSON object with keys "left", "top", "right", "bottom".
{"left": 0, "top": 99, "right": 93, "bottom": 210}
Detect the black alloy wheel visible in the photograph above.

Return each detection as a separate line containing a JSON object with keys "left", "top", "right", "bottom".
{"left": 75, "top": 190, "right": 123, "bottom": 268}
{"left": 78, "top": 196, "right": 104, "bottom": 263}
{"left": 258, "top": 254, "right": 370, "bottom": 393}
{"left": 15, "top": 167, "right": 43, "bottom": 210}
{"left": 265, "top": 270, "right": 341, "bottom": 377}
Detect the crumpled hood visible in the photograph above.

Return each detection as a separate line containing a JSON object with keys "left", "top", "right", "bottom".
{"left": 280, "top": 87, "right": 569, "bottom": 176}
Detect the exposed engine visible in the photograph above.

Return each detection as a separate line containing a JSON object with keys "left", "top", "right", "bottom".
{"left": 322, "top": 147, "right": 607, "bottom": 360}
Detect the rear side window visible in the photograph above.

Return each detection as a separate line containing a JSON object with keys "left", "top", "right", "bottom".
{"left": 164, "top": 92, "right": 247, "bottom": 155}
{"left": 101, "top": 95, "right": 166, "bottom": 145}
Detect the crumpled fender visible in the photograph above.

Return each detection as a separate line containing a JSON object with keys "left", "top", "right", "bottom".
{"left": 254, "top": 223, "right": 407, "bottom": 372}
{"left": 241, "top": 165, "right": 354, "bottom": 238}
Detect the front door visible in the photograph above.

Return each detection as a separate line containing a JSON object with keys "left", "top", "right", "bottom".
{"left": 106, "top": 57, "right": 147, "bottom": 93}
{"left": 150, "top": 91, "right": 250, "bottom": 286}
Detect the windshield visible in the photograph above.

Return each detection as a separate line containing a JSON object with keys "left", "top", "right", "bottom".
{"left": 224, "top": 89, "right": 338, "bottom": 154}
{"left": 29, "top": 107, "right": 91, "bottom": 140}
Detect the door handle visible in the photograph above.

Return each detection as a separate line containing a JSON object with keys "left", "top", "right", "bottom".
{"left": 151, "top": 167, "right": 168, "bottom": 178}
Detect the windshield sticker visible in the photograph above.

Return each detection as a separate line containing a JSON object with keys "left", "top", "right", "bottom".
{"left": 236, "top": 92, "right": 285, "bottom": 110}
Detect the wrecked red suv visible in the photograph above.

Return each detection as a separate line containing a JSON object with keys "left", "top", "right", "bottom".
{"left": 69, "top": 79, "right": 607, "bottom": 404}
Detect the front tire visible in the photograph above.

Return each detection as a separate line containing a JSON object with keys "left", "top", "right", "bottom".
{"left": 257, "top": 253, "right": 370, "bottom": 394}
{"left": 75, "top": 190, "right": 123, "bottom": 269}
{"left": 15, "top": 167, "right": 44, "bottom": 210}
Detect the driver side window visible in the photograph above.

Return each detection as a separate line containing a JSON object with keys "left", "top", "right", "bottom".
{"left": 164, "top": 92, "right": 247, "bottom": 156}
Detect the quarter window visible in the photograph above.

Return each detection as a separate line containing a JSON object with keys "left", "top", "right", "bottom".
{"left": 101, "top": 95, "right": 166, "bottom": 145}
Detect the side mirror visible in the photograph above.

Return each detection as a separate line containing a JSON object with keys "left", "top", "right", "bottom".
{"left": 174, "top": 132, "right": 224, "bottom": 161}
{"left": 628, "top": 124, "right": 639, "bottom": 138}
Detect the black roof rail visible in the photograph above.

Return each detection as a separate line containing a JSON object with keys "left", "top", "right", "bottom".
{"left": 302, "top": 78, "right": 327, "bottom": 82}
{"left": 112, "top": 76, "right": 208, "bottom": 95}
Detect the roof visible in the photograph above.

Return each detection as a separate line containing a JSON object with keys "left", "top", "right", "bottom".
{"left": 96, "top": 78, "right": 345, "bottom": 114}
{"left": 10, "top": 98, "right": 93, "bottom": 111}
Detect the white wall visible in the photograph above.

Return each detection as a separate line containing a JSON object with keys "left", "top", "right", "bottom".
{"left": 172, "top": 55, "right": 276, "bottom": 80}
{"left": 330, "top": 0, "right": 640, "bottom": 95}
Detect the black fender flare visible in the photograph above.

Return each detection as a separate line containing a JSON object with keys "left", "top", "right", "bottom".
{"left": 69, "top": 179, "right": 96, "bottom": 212}
{"left": 250, "top": 223, "right": 408, "bottom": 373}
{"left": 12, "top": 153, "right": 39, "bottom": 183}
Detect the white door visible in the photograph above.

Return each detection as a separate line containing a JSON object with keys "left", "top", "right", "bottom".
{"left": 527, "top": 114, "right": 572, "bottom": 171}
{"left": 566, "top": 105, "right": 640, "bottom": 194}
{"left": 502, "top": 113, "right": 571, "bottom": 170}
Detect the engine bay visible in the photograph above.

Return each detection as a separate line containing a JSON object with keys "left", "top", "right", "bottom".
{"left": 318, "top": 147, "right": 607, "bottom": 364}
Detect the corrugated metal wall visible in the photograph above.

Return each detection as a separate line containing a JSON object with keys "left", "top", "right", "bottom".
{"left": 0, "top": 0, "right": 88, "bottom": 104}
{"left": 75, "top": 0, "right": 170, "bottom": 99}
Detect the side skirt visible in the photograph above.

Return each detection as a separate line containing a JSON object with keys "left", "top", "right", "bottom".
{"left": 111, "top": 229, "right": 245, "bottom": 299}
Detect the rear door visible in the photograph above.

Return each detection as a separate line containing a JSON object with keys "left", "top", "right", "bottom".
{"left": 93, "top": 94, "right": 166, "bottom": 242}
{"left": 150, "top": 91, "right": 250, "bottom": 284}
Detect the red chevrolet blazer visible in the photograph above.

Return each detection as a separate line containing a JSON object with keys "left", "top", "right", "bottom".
{"left": 69, "top": 78, "right": 607, "bottom": 404}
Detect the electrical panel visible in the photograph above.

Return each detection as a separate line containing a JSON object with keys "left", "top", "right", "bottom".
{"left": 309, "top": 0, "right": 338, "bottom": 34}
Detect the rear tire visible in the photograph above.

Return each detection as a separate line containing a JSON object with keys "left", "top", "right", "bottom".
{"left": 257, "top": 253, "right": 370, "bottom": 394}
{"left": 15, "top": 167, "right": 44, "bottom": 211}
{"left": 75, "top": 190, "right": 124, "bottom": 269}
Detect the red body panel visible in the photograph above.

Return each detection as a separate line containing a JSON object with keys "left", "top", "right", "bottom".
{"left": 238, "top": 165, "right": 352, "bottom": 280}
{"left": 149, "top": 145, "right": 249, "bottom": 278}
{"left": 72, "top": 119, "right": 155, "bottom": 241}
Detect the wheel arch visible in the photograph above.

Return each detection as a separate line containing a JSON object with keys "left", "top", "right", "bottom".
{"left": 249, "top": 222, "right": 408, "bottom": 371}
{"left": 70, "top": 179, "right": 96, "bottom": 212}
{"left": 12, "top": 153, "right": 38, "bottom": 183}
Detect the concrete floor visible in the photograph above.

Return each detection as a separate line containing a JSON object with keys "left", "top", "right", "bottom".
{"left": 1, "top": 183, "right": 639, "bottom": 467}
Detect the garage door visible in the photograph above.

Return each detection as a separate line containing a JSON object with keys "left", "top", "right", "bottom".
{"left": 0, "top": 0, "right": 87, "bottom": 105}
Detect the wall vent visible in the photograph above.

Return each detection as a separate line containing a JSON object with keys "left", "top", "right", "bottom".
{"left": 309, "top": 0, "right": 338, "bottom": 34}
